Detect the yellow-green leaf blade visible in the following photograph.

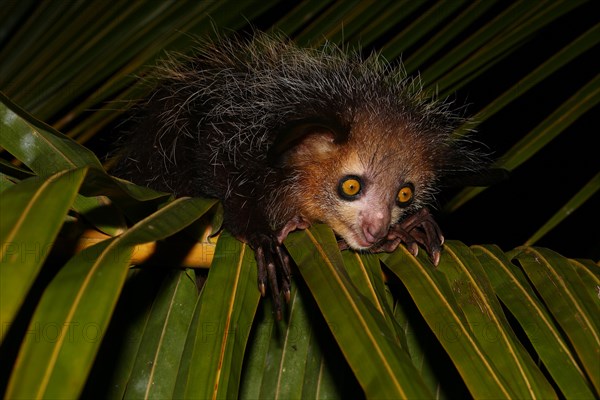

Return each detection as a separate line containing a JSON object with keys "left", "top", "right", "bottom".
{"left": 442, "top": 242, "right": 556, "bottom": 399}
{"left": 82, "top": 268, "right": 166, "bottom": 399}
{"left": 342, "top": 251, "right": 407, "bottom": 348}
{"left": 123, "top": 269, "right": 198, "bottom": 399}
{"left": 473, "top": 244, "right": 597, "bottom": 399}
{"left": 286, "top": 225, "right": 432, "bottom": 399}
{"left": 512, "top": 247, "right": 600, "bottom": 393}
{"left": 1, "top": 168, "right": 87, "bottom": 341}
{"left": 178, "top": 232, "right": 260, "bottom": 400}
{"left": 5, "top": 197, "right": 215, "bottom": 399}
{"left": 0, "top": 93, "right": 102, "bottom": 174}
{"left": 240, "top": 279, "right": 359, "bottom": 399}
{"left": 382, "top": 244, "right": 518, "bottom": 399}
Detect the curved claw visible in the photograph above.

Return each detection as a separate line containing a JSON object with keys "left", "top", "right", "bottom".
{"left": 255, "top": 246, "right": 268, "bottom": 297}
{"left": 251, "top": 233, "right": 293, "bottom": 320}
{"left": 275, "top": 245, "right": 292, "bottom": 301}
{"left": 369, "top": 208, "right": 444, "bottom": 266}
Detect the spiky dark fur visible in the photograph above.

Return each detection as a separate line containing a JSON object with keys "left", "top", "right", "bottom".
{"left": 115, "top": 33, "right": 481, "bottom": 314}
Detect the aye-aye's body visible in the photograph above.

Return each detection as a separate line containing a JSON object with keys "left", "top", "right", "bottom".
{"left": 115, "top": 33, "right": 480, "bottom": 316}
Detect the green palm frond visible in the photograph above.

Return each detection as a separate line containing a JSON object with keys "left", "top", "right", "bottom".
{"left": 1, "top": 2, "right": 597, "bottom": 398}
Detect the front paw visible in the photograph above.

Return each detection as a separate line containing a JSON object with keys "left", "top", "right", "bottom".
{"left": 367, "top": 208, "right": 444, "bottom": 266}
{"left": 249, "top": 233, "right": 292, "bottom": 320}
{"left": 246, "top": 217, "right": 311, "bottom": 320}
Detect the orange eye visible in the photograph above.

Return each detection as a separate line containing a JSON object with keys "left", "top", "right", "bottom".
{"left": 397, "top": 184, "right": 414, "bottom": 205}
{"left": 338, "top": 176, "right": 362, "bottom": 199}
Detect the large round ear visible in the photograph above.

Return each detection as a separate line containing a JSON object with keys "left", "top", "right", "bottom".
{"left": 268, "top": 117, "right": 349, "bottom": 166}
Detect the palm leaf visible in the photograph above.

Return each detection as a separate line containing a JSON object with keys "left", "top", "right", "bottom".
{"left": 0, "top": 168, "right": 87, "bottom": 338}
{"left": 4, "top": 196, "right": 215, "bottom": 399}
{"left": 286, "top": 225, "right": 433, "bottom": 398}
{"left": 121, "top": 268, "right": 198, "bottom": 399}
{"left": 1, "top": 2, "right": 597, "bottom": 399}
{"left": 240, "top": 278, "right": 360, "bottom": 399}
{"left": 383, "top": 244, "right": 550, "bottom": 399}
{"left": 473, "top": 245, "right": 597, "bottom": 398}
{"left": 511, "top": 247, "right": 600, "bottom": 393}
{"left": 175, "top": 232, "right": 260, "bottom": 400}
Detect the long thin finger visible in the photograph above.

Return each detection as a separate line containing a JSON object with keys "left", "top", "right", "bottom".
{"left": 255, "top": 246, "right": 267, "bottom": 297}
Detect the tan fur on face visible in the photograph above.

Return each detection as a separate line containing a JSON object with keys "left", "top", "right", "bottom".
{"left": 275, "top": 111, "right": 440, "bottom": 249}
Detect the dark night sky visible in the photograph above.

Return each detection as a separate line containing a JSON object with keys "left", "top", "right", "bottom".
{"left": 88, "top": 1, "right": 598, "bottom": 260}
{"left": 234, "top": 1, "right": 600, "bottom": 259}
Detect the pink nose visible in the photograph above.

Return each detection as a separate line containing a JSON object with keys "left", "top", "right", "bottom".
{"left": 363, "top": 225, "right": 386, "bottom": 244}
{"left": 362, "top": 212, "right": 390, "bottom": 244}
